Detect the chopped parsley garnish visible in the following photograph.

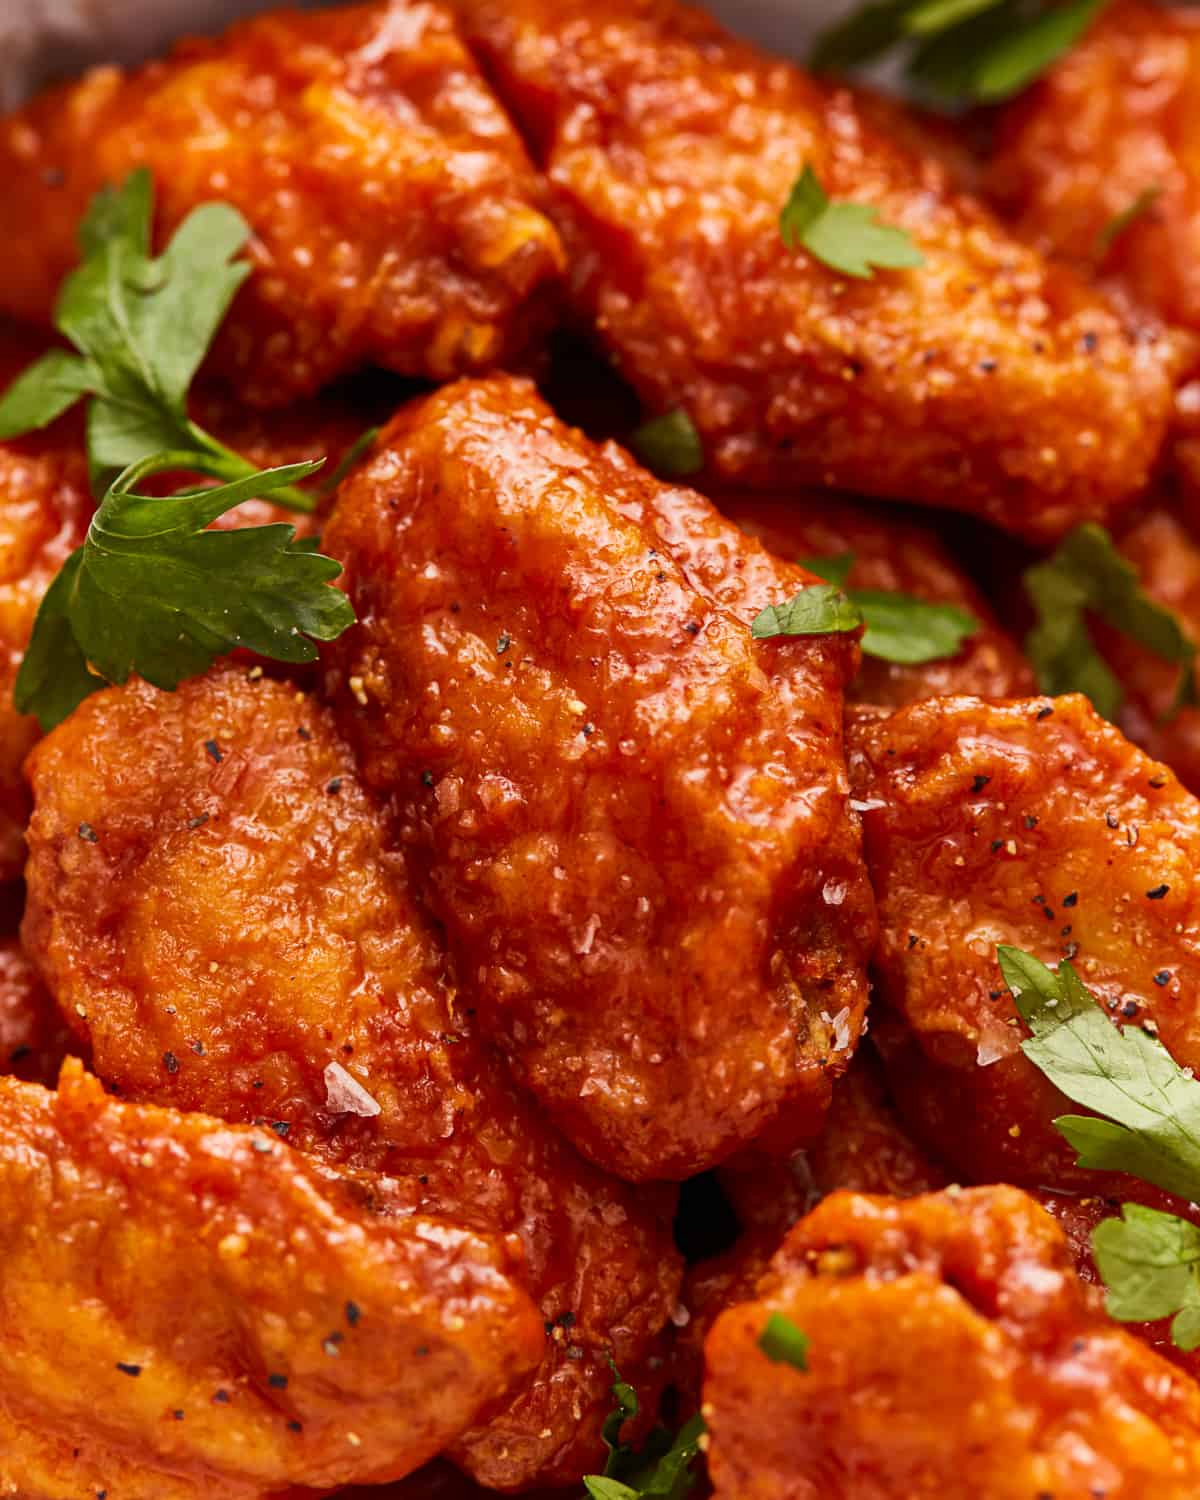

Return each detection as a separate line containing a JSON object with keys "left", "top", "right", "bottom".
{"left": 780, "top": 165, "right": 924, "bottom": 279}
{"left": 629, "top": 409, "right": 704, "bottom": 479}
{"left": 998, "top": 946, "right": 1200, "bottom": 1348}
{"left": 16, "top": 453, "right": 353, "bottom": 730}
{"left": 757, "top": 1311, "right": 810, "bottom": 1370}
{"left": 804, "top": 552, "right": 978, "bottom": 664}
{"left": 0, "top": 169, "right": 359, "bottom": 730}
{"left": 582, "top": 1360, "right": 705, "bottom": 1500}
{"left": 811, "top": 0, "right": 1109, "bottom": 103}
{"left": 1022, "top": 524, "right": 1198, "bottom": 722}
{"left": 751, "top": 583, "right": 864, "bottom": 642}
{"left": 753, "top": 552, "right": 977, "bottom": 663}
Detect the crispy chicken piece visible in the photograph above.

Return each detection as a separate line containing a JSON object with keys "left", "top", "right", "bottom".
{"left": 22, "top": 664, "right": 680, "bottom": 1491}
{"left": 848, "top": 693, "right": 1200, "bottom": 1190}
{"left": 704, "top": 1185, "right": 1200, "bottom": 1500}
{"left": 0, "top": 1, "right": 564, "bottom": 407}
{"left": 322, "top": 374, "right": 876, "bottom": 1182}
{"left": 988, "top": 0, "right": 1200, "bottom": 337}
{"left": 453, "top": 0, "right": 1180, "bottom": 543}
{"left": 0, "top": 1060, "right": 542, "bottom": 1500}
{"left": 0, "top": 936, "right": 71, "bottom": 1086}
{"left": 722, "top": 493, "right": 1034, "bottom": 707}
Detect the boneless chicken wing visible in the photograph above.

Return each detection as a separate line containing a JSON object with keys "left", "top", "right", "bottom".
{"left": 453, "top": 0, "right": 1180, "bottom": 542}
{"left": 0, "top": 1, "right": 564, "bottom": 406}
{"left": 703, "top": 1186, "right": 1200, "bottom": 1500}
{"left": 0, "top": 1062, "right": 542, "bottom": 1500}
{"left": 22, "top": 664, "right": 680, "bottom": 1491}
{"left": 989, "top": 0, "right": 1200, "bottom": 335}
{"left": 847, "top": 693, "right": 1200, "bottom": 1189}
{"left": 722, "top": 493, "right": 1035, "bottom": 707}
{"left": 322, "top": 374, "right": 876, "bottom": 1182}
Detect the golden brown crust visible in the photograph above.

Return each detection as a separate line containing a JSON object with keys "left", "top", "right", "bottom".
{"left": 22, "top": 664, "right": 680, "bottom": 1491}
{"left": 323, "top": 374, "right": 876, "bottom": 1182}
{"left": 989, "top": 0, "right": 1200, "bottom": 336}
{"left": 0, "top": 1062, "right": 543, "bottom": 1499}
{"left": 454, "top": 0, "right": 1181, "bottom": 542}
{"left": 848, "top": 693, "right": 1200, "bottom": 1189}
{"left": 720, "top": 492, "right": 1035, "bottom": 707}
{"left": 0, "top": 1, "right": 564, "bottom": 406}
{"left": 704, "top": 1186, "right": 1200, "bottom": 1500}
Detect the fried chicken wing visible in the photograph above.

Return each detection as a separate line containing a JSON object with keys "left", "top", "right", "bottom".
{"left": 0, "top": 936, "right": 72, "bottom": 1086}
{"left": 22, "top": 664, "right": 680, "bottom": 1491}
{"left": 0, "top": 1, "right": 564, "bottom": 406}
{"left": 989, "top": 0, "right": 1200, "bottom": 337}
{"left": 722, "top": 493, "right": 1034, "bottom": 707}
{"left": 322, "top": 374, "right": 876, "bottom": 1182}
{"left": 848, "top": 693, "right": 1200, "bottom": 1189}
{"left": 0, "top": 1061, "right": 543, "bottom": 1500}
{"left": 452, "top": 0, "right": 1180, "bottom": 542}
{"left": 703, "top": 1185, "right": 1200, "bottom": 1500}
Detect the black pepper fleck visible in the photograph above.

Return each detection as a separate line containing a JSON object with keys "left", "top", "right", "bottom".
{"left": 204, "top": 739, "right": 223, "bottom": 763}
{"left": 1024, "top": 815, "right": 1039, "bottom": 829}
{"left": 268, "top": 1373, "right": 288, "bottom": 1390}
{"left": 288, "top": 1420, "right": 303, "bottom": 1433}
{"left": 972, "top": 775, "right": 990, "bottom": 793}
{"left": 346, "top": 1300, "right": 361, "bottom": 1326}
{"left": 1063, "top": 892, "right": 1078, "bottom": 908}
{"left": 270, "top": 1120, "right": 290, "bottom": 1138}
{"left": 684, "top": 621, "right": 700, "bottom": 635}
{"left": 187, "top": 813, "right": 209, "bottom": 830}
{"left": 297, "top": 726, "right": 312, "bottom": 741}
{"left": 1036, "top": 705, "right": 1054, "bottom": 721}
{"left": 116, "top": 1362, "right": 142, "bottom": 1378}
{"left": 213, "top": 1389, "right": 230, "bottom": 1404}
{"left": 1154, "top": 971, "right": 1171, "bottom": 987}
{"left": 1081, "top": 331, "right": 1098, "bottom": 353}
{"left": 1122, "top": 1001, "right": 1140, "bottom": 1019}
{"left": 163, "top": 1051, "right": 180, "bottom": 1075}
{"left": 78, "top": 822, "right": 98, "bottom": 843}
{"left": 496, "top": 633, "right": 511, "bottom": 654}
{"left": 192, "top": 1040, "right": 205, "bottom": 1056}
{"left": 1147, "top": 884, "right": 1170, "bottom": 900}
{"left": 582, "top": 722, "right": 595, "bottom": 737}
{"left": 420, "top": 770, "right": 434, "bottom": 787}
{"left": 326, "top": 778, "right": 342, "bottom": 795}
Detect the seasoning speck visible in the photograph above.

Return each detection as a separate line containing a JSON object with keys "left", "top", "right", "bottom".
{"left": 1154, "top": 971, "right": 1171, "bottom": 987}
{"left": 270, "top": 1120, "right": 290, "bottom": 1138}
{"left": 78, "top": 822, "right": 98, "bottom": 843}
{"left": 1035, "top": 705, "right": 1054, "bottom": 721}
{"left": 116, "top": 1362, "right": 142, "bottom": 1378}
{"left": 204, "top": 739, "right": 223, "bottom": 763}
{"left": 496, "top": 633, "right": 511, "bottom": 654}
{"left": 163, "top": 1051, "right": 180, "bottom": 1075}
{"left": 323, "top": 1333, "right": 344, "bottom": 1357}
{"left": 972, "top": 775, "right": 990, "bottom": 793}
{"left": 326, "top": 778, "right": 343, "bottom": 795}
{"left": 213, "top": 1389, "right": 230, "bottom": 1404}
{"left": 346, "top": 1300, "right": 362, "bottom": 1327}
{"left": 1147, "top": 884, "right": 1170, "bottom": 900}
{"left": 1063, "top": 891, "right": 1078, "bottom": 908}
{"left": 187, "top": 813, "right": 209, "bottom": 830}
{"left": 420, "top": 769, "right": 435, "bottom": 787}
{"left": 268, "top": 1373, "right": 288, "bottom": 1390}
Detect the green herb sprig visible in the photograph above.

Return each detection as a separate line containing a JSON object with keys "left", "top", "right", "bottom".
{"left": 582, "top": 1361, "right": 705, "bottom": 1500}
{"left": 780, "top": 165, "right": 924, "bottom": 279}
{"left": 0, "top": 169, "right": 361, "bottom": 730}
{"left": 752, "top": 551, "right": 978, "bottom": 665}
{"left": 998, "top": 946, "right": 1200, "bottom": 1350}
{"left": 1022, "top": 524, "right": 1198, "bottom": 722}
{"left": 811, "top": 0, "right": 1109, "bottom": 105}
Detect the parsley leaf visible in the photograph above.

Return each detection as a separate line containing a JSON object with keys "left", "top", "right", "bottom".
{"left": 582, "top": 1363, "right": 704, "bottom": 1500}
{"left": 1095, "top": 185, "right": 1163, "bottom": 259}
{"left": 0, "top": 169, "right": 315, "bottom": 514}
{"left": 1093, "top": 1204, "right": 1200, "bottom": 1350}
{"left": 751, "top": 583, "right": 864, "bottom": 641}
{"left": 812, "top": 0, "right": 1109, "bottom": 104}
{"left": 1023, "top": 523, "right": 1197, "bottom": 723}
{"left": 14, "top": 452, "right": 354, "bottom": 731}
{"left": 802, "top": 552, "right": 979, "bottom": 663}
{"left": 780, "top": 166, "right": 924, "bottom": 280}
{"left": 758, "top": 1312, "right": 810, "bottom": 1370}
{"left": 999, "top": 945, "right": 1200, "bottom": 1349}
{"left": 630, "top": 409, "right": 704, "bottom": 479}
{"left": 998, "top": 946, "right": 1200, "bottom": 1203}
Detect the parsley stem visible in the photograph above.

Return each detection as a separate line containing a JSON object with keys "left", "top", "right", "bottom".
{"left": 184, "top": 420, "right": 319, "bottom": 514}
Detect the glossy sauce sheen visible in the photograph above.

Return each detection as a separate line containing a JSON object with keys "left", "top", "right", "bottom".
{"left": 848, "top": 693, "right": 1200, "bottom": 1190}
{"left": 21, "top": 665, "right": 680, "bottom": 1491}
{"left": 324, "top": 374, "right": 876, "bottom": 1182}
{"left": 704, "top": 1186, "right": 1200, "bottom": 1499}
{"left": 0, "top": 0, "right": 565, "bottom": 405}
{"left": 454, "top": 0, "right": 1182, "bottom": 541}
{"left": 0, "top": 1063, "right": 543, "bottom": 1499}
